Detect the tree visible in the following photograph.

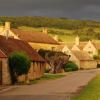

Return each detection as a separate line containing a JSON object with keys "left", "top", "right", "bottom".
{"left": 86, "top": 28, "right": 96, "bottom": 36}
{"left": 38, "top": 49, "right": 70, "bottom": 74}
{"left": 95, "top": 33, "right": 100, "bottom": 40}
{"left": 8, "top": 51, "right": 31, "bottom": 84}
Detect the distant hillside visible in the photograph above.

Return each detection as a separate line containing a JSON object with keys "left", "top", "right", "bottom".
{"left": 0, "top": 16, "right": 100, "bottom": 30}
{"left": 0, "top": 16, "right": 100, "bottom": 42}
{"left": 18, "top": 26, "right": 100, "bottom": 42}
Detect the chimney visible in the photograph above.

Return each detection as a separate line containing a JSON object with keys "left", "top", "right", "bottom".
{"left": 5, "top": 22, "right": 10, "bottom": 39}
{"left": 42, "top": 27, "right": 48, "bottom": 34}
{"left": 5, "top": 30, "right": 9, "bottom": 40}
{"left": 5, "top": 22, "right": 10, "bottom": 30}
{"left": 75, "top": 35, "right": 80, "bottom": 46}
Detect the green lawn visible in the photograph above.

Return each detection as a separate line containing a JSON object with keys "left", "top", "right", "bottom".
{"left": 50, "top": 34, "right": 75, "bottom": 43}
{"left": 72, "top": 75, "right": 100, "bottom": 100}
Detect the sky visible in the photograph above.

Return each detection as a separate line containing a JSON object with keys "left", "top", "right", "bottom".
{"left": 0, "top": 0, "right": 100, "bottom": 20}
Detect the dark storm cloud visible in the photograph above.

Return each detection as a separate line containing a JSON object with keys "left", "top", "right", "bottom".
{"left": 0, "top": 0, "right": 100, "bottom": 20}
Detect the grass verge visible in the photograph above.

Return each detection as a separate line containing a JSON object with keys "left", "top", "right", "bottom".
{"left": 72, "top": 75, "right": 100, "bottom": 100}
{"left": 30, "top": 73, "right": 66, "bottom": 84}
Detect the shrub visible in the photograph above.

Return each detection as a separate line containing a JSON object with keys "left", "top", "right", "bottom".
{"left": 80, "top": 36, "right": 91, "bottom": 41}
{"left": 45, "top": 68, "right": 51, "bottom": 73}
{"left": 9, "top": 51, "right": 31, "bottom": 84}
{"left": 97, "top": 64, "right": 100, "bottom": 68}
{"left": 93, "top": 55, "right": 100, "bottom": 60}
{"left": 63, "top": 61, "right": 78, "bottom": 72}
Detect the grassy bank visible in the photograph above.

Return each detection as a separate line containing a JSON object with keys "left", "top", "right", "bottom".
{"left": 17, "top": 73, "right": 65, "bottom": 85}
{"left": 72, "top": 75, "right": 100, "bottom": 100}
{"left": 27, "top": 73, "right": 66, "bottom": 84}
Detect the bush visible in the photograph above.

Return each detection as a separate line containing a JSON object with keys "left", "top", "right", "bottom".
{"left": 9, "top": 51, "right": 31, "bottom": 84}
{"left": 93, "top": 55, "right": 100, "bottom": 60}
{"left": 45, "top": 68, "right": 51, "bottom": 73}
{"left": 63, "top": 61, "right": 78, "bottom": 72}
{"left": 97, "top": 64, "right": 100, "bottom": 68}
{"left": 80, "top": 36, "right": 91, "bottom": 41}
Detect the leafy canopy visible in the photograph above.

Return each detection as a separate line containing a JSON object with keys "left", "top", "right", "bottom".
{"left": 9, "top": 51, "right": 31, "bottom": 75}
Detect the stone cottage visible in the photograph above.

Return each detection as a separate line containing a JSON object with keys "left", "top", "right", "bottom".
{"left": 83, "top": 41, "right": 100, "bottom": 57}
{"left": 0, "top": 22, "right": 59, "bottom": 51}
{"left": 71, "top": 36, "right": 100, "bottom": 57}
{"left": 0, "top": 35, "right": 45, "bottom": 85}
{"left": 72, "top": 50, "right": 97, "bottom": 69}
{"left": 56, "top": 44, "right": 97, "bottom": 69}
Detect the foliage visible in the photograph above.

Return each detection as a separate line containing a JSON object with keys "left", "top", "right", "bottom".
{"left": 1, "top": 16, "right": 100, "bottom": 41}
{"left": 86, "top": 28, "right": 96, "bottom": 36}
{"left": 38, "top": 49, "right": 70, "bottom": 74}
{"left": 93, "top": 55, "right": 100, "bottom": 60}
{"left": 0, "top": 16, "right": 100, "bottom": 30}
{"left": 80, "top": 36, "right": 91, "bottom": 41}
{"left": 63, "top": 61, "right": 78, "bottom": 72}
{"left": 45, "top": 68, "right": 51, "bottom": 73}
{"left": 95, "top": 33, "right": 100, "bottom": 40}
{"left": 97, "top": 64, "right": 100, "bottom": 68}
{"left": 9, "top": 51, "right": 31, "bottom": 83}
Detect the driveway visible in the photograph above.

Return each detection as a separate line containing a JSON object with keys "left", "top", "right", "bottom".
{"left": 0, "top": 69, "right": 100, "bottom": 100}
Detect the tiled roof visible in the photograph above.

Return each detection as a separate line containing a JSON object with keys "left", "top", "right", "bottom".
{"left": 72, "top": 50, "right": 93, "bottom": 61}
{"left": 60, "top": 42, "right": 74, "bottom": 49}
{"left": 92, "top": 42, "right": 100, "bottom": 50}
{"left": 78, "top": 42, "right": 87, "bottom": 50}
{"left": 0, "top": 35, "right": 45, "bottom": 62}
{"left": 11, "top": 29, "right": 59, "bottom": 45}
{"left": 0, "top": 49, "right": 7, "bottom": 58}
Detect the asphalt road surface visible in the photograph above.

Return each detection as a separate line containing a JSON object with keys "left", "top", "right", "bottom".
{"left": 0, "top": 69, "right": 100, "bottom": 100}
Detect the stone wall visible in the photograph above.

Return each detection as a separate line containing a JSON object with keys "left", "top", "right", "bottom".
{"left": 18, "top": 62, "right": 45, "bottom": 82}
{"left": 0, "top": 58, "right": 11, "bottom": 85}
{"left": 80, "top": 60, "right": 97, "bottom": 69}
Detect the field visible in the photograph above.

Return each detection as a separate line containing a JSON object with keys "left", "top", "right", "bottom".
{"left": 18, "top": 26, "right": 100, "bottom": 43}
{"left": 18, "top": 26, "right": 77, "bottom": 43}
{"left": 72, "top": 75, "right": 100, "bottom": 100}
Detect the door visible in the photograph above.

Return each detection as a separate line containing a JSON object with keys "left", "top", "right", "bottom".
{"left": 0, "top": 61, "right": 2, "bottom": 85}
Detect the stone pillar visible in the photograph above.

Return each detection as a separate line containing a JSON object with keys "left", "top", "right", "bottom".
{"left": 2, "top": 58, "right": 11, "bottom": 85}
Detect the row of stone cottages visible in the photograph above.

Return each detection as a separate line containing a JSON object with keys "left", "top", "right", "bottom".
{"left": 55, "top": 36, "right": 100, "bottom": 69}
{"left": 0, "top": 22, "right": 59, "bottom": 85}
{"left": 0, "top": 22, "right": 99, "bottom": 85}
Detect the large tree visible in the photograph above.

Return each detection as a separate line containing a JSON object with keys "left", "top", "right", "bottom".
{"left": 38, "top": 49, "right": 70, "bottom": 74}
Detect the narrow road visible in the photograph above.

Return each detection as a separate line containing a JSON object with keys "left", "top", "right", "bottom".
{"left": 0, "top": 69, "right": 100, "bottom": 100}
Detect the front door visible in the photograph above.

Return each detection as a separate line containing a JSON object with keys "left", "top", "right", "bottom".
{"left": 0, "top": 61, "right": 2, "bottom": 85}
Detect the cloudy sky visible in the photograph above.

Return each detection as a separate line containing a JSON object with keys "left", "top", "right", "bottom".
{"left": 0, "top": 0, "right": 100, "bottom": 20}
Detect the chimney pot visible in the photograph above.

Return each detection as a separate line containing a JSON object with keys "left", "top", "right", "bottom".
{"left": 5, "top": 22, "right": 10, "bottom": 30}
{"left": 42, "top": 27, "right": 48, "bottom": 34}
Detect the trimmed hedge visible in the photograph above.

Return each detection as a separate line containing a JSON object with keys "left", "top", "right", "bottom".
{"left": 8, "top": 51, "right": 31, "bottom": 84}
{"left": 63, "top": 61, "right": 78, "bottom": 72}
